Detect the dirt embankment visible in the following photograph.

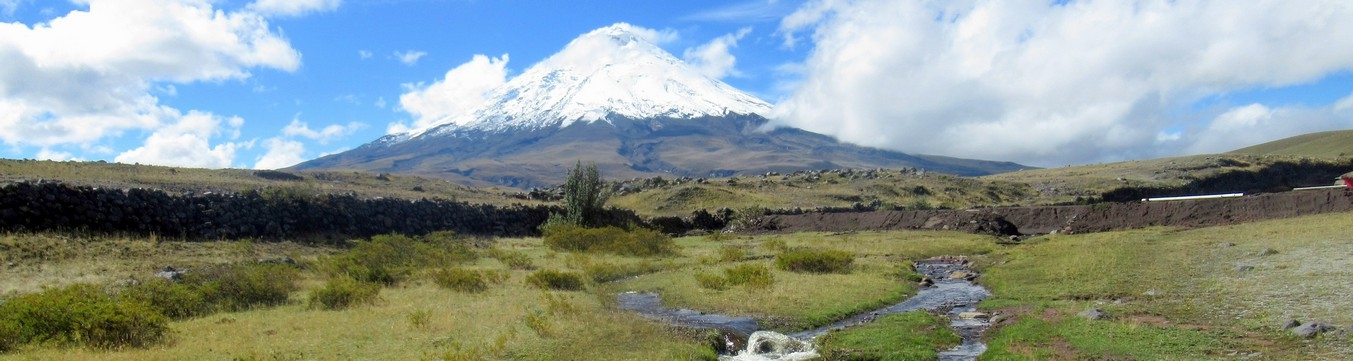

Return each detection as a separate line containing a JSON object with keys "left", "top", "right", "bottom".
{"left": 761, "top": 188, "right": 1353, "bottom": 236}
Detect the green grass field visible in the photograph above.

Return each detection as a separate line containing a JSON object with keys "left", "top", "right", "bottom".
{"left": 3, "top": 210, "right": 1351, "bottom": 360}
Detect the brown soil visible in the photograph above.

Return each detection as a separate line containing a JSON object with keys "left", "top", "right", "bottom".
{"left": 758, "top": 188, "right": 1353, "bottom": 236}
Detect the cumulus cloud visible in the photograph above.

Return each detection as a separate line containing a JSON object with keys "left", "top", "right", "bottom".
{"left": 36, "top": 148, "right": 77, "bottom": 161}
{"left": 0, "top": 0, "right": 301, "bottom": 166}
{"left": 773, "top": 0, "right": 1353, "bottom": 166}
{"left": 114, "top": 111, "right": 249, "bottom": 168}
{"left": 395, "top": 54, "right": 510, "bottom": 133}
{"left": 282, "top": 117, "right": 364, "bottom": 144}
{"left": 684, "top": 27, "right": 752, "bottom": 79}
{"left": 248, "top": 0, "right": 341, "bottom": 18}
{"left": 253, "top": 137, "right": 306, "bottom": 169}
{"left": 395, "top": 50, "right": 427, "bottom": 66}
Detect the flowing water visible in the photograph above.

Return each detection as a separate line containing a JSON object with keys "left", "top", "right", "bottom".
{"left": 617, "top": 256, "right": 992, "bottom": 360}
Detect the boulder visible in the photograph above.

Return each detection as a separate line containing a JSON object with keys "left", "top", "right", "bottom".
{"left": 1290, "top": 322, "right": 1335, "bottom": 338}
{"left": 1078, "top": 308, "right": 1110, "bottom": 320}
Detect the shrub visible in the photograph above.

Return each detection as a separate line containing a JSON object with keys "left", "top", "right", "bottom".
{"left": 323, "top": 232, "right": 479, "bottom": 285}
{"left": 776, "top": 248, "right": 854, "bottom": 274}
{"left": 195, "top": 262, "right": 301, "bottom": 311}
{"left": 525, "top": 270, "right": 585, "bottom": 291}
{"left": 0, "top": 319, "right": 16, "bottom": 352}
{"left": 560, "top": 161, "right": 607, "bottom": 227}
{"left": 762, "top": 238, "right": 789, "bottom": 252}
{"left": 432, "top": 268, "right": 488, "bottom": 293}
{"left": 120, "top": 278, "right": 211, "bottom": 320}
{"left": 542, "top": 225, "right": 677, "bottom": 257}
{"left": 488, "top": 249, "right": 535, "bottom": 270}
{"left": 724, "top": 264, "right": 775, "bottom": 288}
{"left": 718, "top": 246, "right": 746, "bottom": 262}
{"left": 308, "top": 278, "right": 381, "bottom": 310}
{"left": 694, "top": 272, "right": 729, "bottom": 290}
{"left": 695, "top": 264, "right": 775, "bottom": 290}
{"left": 0, "top": 284, "right": 168, "bottom": 349}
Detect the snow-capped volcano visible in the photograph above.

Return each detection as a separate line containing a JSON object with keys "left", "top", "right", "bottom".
{"left": 292, "top": 24, "right": 1028, "bottom": 188}
{"left": 409, "top": 23, "right": 771, "bottom": 138}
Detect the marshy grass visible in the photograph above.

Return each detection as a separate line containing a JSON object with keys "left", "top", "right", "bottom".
{"left": 816, "top": 311, "right": 960, "bottom": 360}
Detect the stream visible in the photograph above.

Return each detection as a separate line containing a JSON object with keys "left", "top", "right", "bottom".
{"left": 617, "top": 256, "right": 991, "bottom": 360}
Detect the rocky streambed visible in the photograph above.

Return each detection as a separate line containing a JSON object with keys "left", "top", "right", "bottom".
{"left": 617, "top": 256, "right": 992, "bottom": 360}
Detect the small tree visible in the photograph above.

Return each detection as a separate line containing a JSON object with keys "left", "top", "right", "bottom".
{"left": 561, "top": 160, "right": 607, "bottom": 227}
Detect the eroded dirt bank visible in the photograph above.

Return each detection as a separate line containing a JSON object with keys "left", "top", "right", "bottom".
{"left": 760, "top": 188, "right": 1353, "bottom": 236}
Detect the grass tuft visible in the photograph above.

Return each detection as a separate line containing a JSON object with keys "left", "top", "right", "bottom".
{"left": 525, "top": 270, "right": 586, "bottom": 291}
{"left": 775, "top": 248, "right": 854, "bottom": 274}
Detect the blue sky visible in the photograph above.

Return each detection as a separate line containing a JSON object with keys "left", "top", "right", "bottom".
{"left": 2, "top": 0, "right": 1352, "bottom": 169}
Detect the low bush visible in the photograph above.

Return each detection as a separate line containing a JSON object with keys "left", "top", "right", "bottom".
{"left": 308, "top": 278, "right": 381, "bottom": 310}
{"left": 488, "top": 249, "right": 535, "bottom": 270}
{"left": 695, "top": 264, "right": 775, "bottom": 290}
{"left": 694, "top": 272, "right": 729, "bottom": 290}
{"left": 761, "top": 238, "right": 789, "bottom": 252}
{"left": 322, "top": 232, "right": 480, "bottom": 285}
{"left": 0, "top": 284, "right": 169, "bottom": 349}
{"left": 723, "top": 264, "right": 774, "bottom": 288}
{"left": 0, "top": 319, "right": 16, "bottom": 352}
{"left": 120, "top": 278, "right": 212, "bottom": 319}
{"left": 432, "top": 268, "right": 488, "bottom": 293}
{"left": 541, "top": 225, "right": 677, "bottom": 257}
{"left": 525, "top": 270, "right": 585, "bottom": 291}
{"left": 776, "top": 248, "right": 854, "bottom": 274}
{"left": 718, "top": 246, "right": 746, "bottom": 262}
{"left": 193, "top": 262, "right": 301, "bottom": 311}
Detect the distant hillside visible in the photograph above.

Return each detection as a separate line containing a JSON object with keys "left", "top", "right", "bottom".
{"left": 1228, "top": 129, "right": 1353, "bottom": 158}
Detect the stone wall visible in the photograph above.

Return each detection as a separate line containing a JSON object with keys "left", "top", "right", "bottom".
{"left": 0, "top": 181, "right": 558, "bottom": 241}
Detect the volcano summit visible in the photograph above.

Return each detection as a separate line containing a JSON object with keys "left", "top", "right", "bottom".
{"left": 293, "top": 24, "right": 1027, "bottom": 188}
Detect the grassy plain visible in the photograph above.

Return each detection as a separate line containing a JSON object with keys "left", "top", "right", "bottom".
{"left": 2, "top": 211, "right": 1352, "bottom": 360}
{"left": 976, "top": 211, "right": 1353, "bottom": 360}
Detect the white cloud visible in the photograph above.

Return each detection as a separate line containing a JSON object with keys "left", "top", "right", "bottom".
{"left": 358, "top": 49, "right": 372, "bottom": 60}
{"left": 253, "top": 137, "right": 306, "bottom": 169}
{"left": 396, "top": 54, "right": 510, "bottom": 133}
{"left": 36, "top": 148, "right": 76, "bottom": 161}
{"left": 395, "top": 50, "right": 427, "bottom": 66}
{"left": 114, "top": 112, "right": 249, "bottom": 168}
{"left": 1337, "top": 92, "right": 1353, "bottom": 112}
{"left": 0, "top": 0, "right": 300, "bottom": 166}
{"left": 773, "top": 0, "right": 1353, "bottom": 166}
{"left": 684, "top": 28, "right": 752, "bottom": 79}
{"left": 248, "top": 0, "right": 340, "bottom": 18}
{"left": 624, "top": 24, "right": 679, "bottom": 45}
{"left": 1184, "top": 102, "right": 1353, "bottom": 155}
{"left": 281, "top": 117, "right": 364, "bottom": 144}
